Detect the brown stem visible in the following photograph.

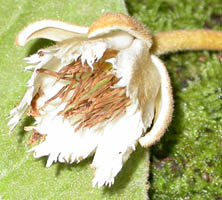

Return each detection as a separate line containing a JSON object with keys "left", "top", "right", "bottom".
{"left": 151, "top": 30, "right": 222, "bottom": 55}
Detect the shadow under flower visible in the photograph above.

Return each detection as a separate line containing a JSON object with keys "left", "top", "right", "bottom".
{"left": 55, "top": 156, "right": 93, "bottom": 177}
{"left": 26, "top": 38, "right": 55, "bottom": 57}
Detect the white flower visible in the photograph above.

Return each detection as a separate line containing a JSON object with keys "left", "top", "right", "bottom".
{"left": 8, "top": 13, "right": 173, "bottom": 187}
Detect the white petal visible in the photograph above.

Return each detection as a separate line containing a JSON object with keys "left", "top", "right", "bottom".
{"left": 104, "top": 32, "right": 133, "bottom": 50}
{"left": 91, "top": 104, "right": 144, "bottom": 188}
{"left": 111, "top": 39, "right": 151, "bottom": 90}
{"left": 8, "top": 52, "right": 55, "bottom": 132}
{"left": 28, "top": 115, "right": 102, "bottom": 166}
{"left": 111, "top": 39, "right": 160, "bottom": 129}
{"left": 53, "top": 38, "right": 109, "bottom": 70}
{"left": 80, "top": 41, "right": 108, "bottom": 69}
{"left": 24, "top": 54, "right": 41, "bottom": 65}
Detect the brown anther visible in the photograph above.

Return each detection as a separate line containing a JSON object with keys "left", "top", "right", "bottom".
{"left": 28, "top": 131, "right": 47, "bottom": 145}
{"left": 61, "top": 79, "right": 76, "bottom": 102}
{"left": 41, "top": 85, "right": 68, "bottom": 109}
{"left": 38, "top": 49, "right": 130, "bottom": 131}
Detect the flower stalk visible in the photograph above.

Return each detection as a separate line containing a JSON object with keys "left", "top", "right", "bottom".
{"left": 152, "top": 30, "right": 222, "bottom": 55}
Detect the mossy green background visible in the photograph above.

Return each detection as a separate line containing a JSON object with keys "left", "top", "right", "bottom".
{"left": 126, "top": 0, "right": 222, "bottom": 199}
{"left": 0, "top": 1, "right": 150, "bottom": 200}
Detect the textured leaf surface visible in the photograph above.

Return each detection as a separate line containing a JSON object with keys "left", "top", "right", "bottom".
{"left": 0, "top": 1, "right": 149, "bottom": 199}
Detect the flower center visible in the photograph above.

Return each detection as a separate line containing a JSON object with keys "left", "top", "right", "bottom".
{"left": 31, "top": 50, "right": 130, "bottom": 131}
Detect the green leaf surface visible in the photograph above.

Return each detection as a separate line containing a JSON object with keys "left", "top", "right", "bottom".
{"left": 0, "top": 1, "right": 149, "bottom": 199}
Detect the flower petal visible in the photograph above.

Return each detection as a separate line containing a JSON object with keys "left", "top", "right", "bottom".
{"left": 8, "top": 51, "right": 56, "bottom": 132}
{"left": 104, "top": 32, "right": 134, "bottom": 50}
{"left": 28, "top": 115, "right": 102, "bottom": 166}
{"left": 55, "top": 37, "right": 109, "bottom": 70}
{"left": 91, "top": 104, "right": 144, "bottom": 187}
{"left": 16, "top": 20, "right": 89, "bottom": 46}
{"left": 139, "top": 55, "right": 173, "bottom": 147}
{"left": 111, "top": 39, "right": 161, "bottom": 129}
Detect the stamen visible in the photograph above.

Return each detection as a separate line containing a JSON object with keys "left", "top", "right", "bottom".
{"left": 33, "top": 50, "right": 130, "bottom": 131}
{"left": 37, "top": 69, "right": 63, "bottom": 79}
{"left": 42, "top": 85, "right": 68, "bottom": 108}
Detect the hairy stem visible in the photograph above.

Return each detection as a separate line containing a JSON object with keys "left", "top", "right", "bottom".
{"left": 151, "top": 30, "right": 222, "bottom": 55}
